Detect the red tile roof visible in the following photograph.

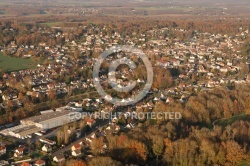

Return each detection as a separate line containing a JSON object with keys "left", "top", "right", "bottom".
{"left": 86, "top": 118, "right": 95, "bottom": 123}
{"left": 21, "top": 162, "right": 30, "bottom": 166}
{"left": 0, "top": 146, "right": 6, "bottom": 151}
{"left": 73, "top": 143, "right": 81, "bottom": 149}
{"left": 35, "top": 159, "right": 45, "bottom": 164}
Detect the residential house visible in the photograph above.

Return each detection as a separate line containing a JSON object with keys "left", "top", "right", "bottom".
{"left": 80, "top": 140, "right": 89, "bottom": 148}
{"left": 42, "top": 144, "right": 52, "bottom": 153}
{"left": 0, "top": 146, "right": 6, "bottom": 155}
{"left": 72, "top": 149, "right": 81, "bottom": 157}
{"left": 189, "top": 56, "right": 196, "bottom": 63}
{"left": 169, "top": 59, "right": 180, "bottom": 66}
{"left": 75, "top": 102, "right": 83, "bottom": 107}
{"left": 47, "top": 84, "right": 54, "bottom": 90}
{"left": 21, "top": 162, "right": 31, "bottom": 166}
{"left": 166, "top": 97, "right": 174, "bottom": 103}
{"left": 35, "top": 160, "right": 46, "bottom": 166}
{"left": 105, "top": 125, "right": 120, "bottom": 133}
{"left": 86, "top": 119, "right": 96, "bottom": 127}
{"left": 14, "top": 146, "right": 25, "bottom": 157}
{"left": 207, "top": 81, "right": 215, "bottom": 88}
{"left": 220, "top": 67, "right": 228, "bottom": 73}
{"left": 2, "top": 95, "right": 10, "bottom": 101}
{"left": 53, "top": 154, "right": 65, "bottom": 163}
{"left": 125, "top": 123, "right": 135, "bottom": 129}
{"left": 71, "top": 143, "right": 81, "bottom": 151}
{"left": 39, "top": 138, "right": 56, "bottom": 145}
{"left": 104, "top": 94, "right": 113, "bottom": 101}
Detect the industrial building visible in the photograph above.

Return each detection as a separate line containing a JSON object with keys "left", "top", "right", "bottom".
{"left": 20, "top": 110, "right": 77, "bottom": 129}
{"left": 0, "top": 124, "right": 41, "bottom": 139}
{"left": 0, "top": 109, "right": 80, "bottom": 139}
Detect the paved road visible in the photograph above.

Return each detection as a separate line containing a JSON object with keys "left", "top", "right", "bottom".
{"left": 52, "top": 119, "right": 109, "bottom": 156}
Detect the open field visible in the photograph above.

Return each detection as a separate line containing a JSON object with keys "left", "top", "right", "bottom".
{"left": 0, "top": 53, "right": 37, "bottom": 71}
{"left": 39, "top": 22, "right": 63, "bottom": 27}
{"left": 214, "top": 114, "right": 250, "bottom": 128}
{"left": 239, "top": 161, "right": 250, "bottom": 166}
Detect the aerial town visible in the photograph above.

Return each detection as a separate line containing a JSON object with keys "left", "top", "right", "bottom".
{"left": 0, "top": 0, "right": 249, "bottom": 166}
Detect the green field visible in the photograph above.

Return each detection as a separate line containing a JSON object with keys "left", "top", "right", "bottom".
{"left": 214, "top": 114, "right": 250, "bottom": 128}
{"left": 0, "top": 53, "right": 36, "bottom": 71}
{"left": 239, "top": 161, "right": 250, "bottom": 166}
{"left": 39, "top": 22, "right": 63, "bottom": 27}
{"left": 0, "top": 10, "right": 5, "bottom": 15}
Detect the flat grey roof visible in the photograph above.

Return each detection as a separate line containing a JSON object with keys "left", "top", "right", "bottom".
{"left": 21, "top": 110, "right": 73, "bottom": 123}
{"left": 9, "top": 125, "right": 41, "bottom": 137}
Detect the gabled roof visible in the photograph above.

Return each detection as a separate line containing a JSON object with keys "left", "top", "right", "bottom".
{"left": 35, "top": 159, "right": 45, "bottom": 164}
{"left": 21, "top": 162, "right": 30, "bottom": 166}
{"left": 86, "top": 118, "right": 95, "bottom": 123}
{"left": 54, "top": 154, "right": 65, "bottom": 160}
{"left": 16, "top": 147, "right": 25, "bottom": 153}
{"left": 73, "top": 149, "right": 81, "bottom": 155}
{"left": 42, "top": 144, "right": 51, "bottom": 149}
{"left": 0, "top": 146, "right": 6, "bottom": 151}
{"left": 72, "top": 143, "right": 81, "bottom": 149}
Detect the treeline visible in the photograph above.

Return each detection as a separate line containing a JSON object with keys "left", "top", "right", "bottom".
{"left": 0, "top": 16, "right": 249, "bottom": 47}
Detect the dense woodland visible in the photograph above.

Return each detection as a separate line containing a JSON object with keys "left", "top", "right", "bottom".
{"left": 81, "top": 85, "right": 250, "bottom": 166}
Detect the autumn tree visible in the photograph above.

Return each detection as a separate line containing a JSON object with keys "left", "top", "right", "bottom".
{"left": 225, "top": 141, "right": 247, "bottom": 165}
{"left": 65, "top": 159, "right": 87, "bottom": 166}
{"left": 245, "top": 97, "right": 250, "bottom": 115}
{"left": 48, "top": 90, "right": 57, "bottom": 100}
{"left": 91, "top": 137, "right": 105, "bottom": 155}
{"left": 152, "top": 136, "right": 165, "bottom": 161}
{"left": 88, "top": 157, "right": 121, "bottom": 166}
{"left": 57, "top": 130, "right": 64, "bottom": 146}
{"left": 74, "top": 49, "right": 80, "bottom": 59}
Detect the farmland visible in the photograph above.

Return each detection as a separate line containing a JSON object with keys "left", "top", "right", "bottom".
{"left": 0, "top": 53, "right": 36, "bottom": 71}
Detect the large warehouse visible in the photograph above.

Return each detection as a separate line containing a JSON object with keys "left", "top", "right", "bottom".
{"left": 0, "top": 124, "right": 41, "bottom": 139}
{"left": 20, "top": 110, "right": 77, "bottom": 130}
{"left": 0, "top": 109, "right": 80, "bottom": 139}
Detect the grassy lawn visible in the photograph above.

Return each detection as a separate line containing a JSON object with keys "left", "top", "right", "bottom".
{"left": 214, "top": 114, "right": 250, "bottom": 128}
{"left": 39, "top": 22, "right": 63, "bottom": 27}
{"left": 239, "top": 160, "right": 250, "bottom": 166}
{"left": 0, "top": 10, "right": 5, "bottom": 15}
{"left": 0, "top": 53, "right": 36, "bottom": 71}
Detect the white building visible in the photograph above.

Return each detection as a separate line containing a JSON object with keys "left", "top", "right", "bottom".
{"left": 20, "top": 111, "right": 76, "bottom": 130}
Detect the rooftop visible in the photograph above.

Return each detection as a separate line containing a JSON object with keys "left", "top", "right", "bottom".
{"left": 21, "top": 110, "right": 73, "bottom": 124}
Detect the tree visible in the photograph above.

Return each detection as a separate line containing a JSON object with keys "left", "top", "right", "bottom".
{"left": 91, "top": 137, "right": 105, "bottom": 155}
{"left": 74, "top": 49, "right": 80, "bottom": 59}
{"left": 245, "top": 97, "right": 250, "bottom": 115}
{"left": 66, "top": 159, "right": 87, "bottom": 166}
{"left": 27, "top": 138, "right": 31, "bottom": 155}
{"left": 152, "top": 136, "right": 165, "bottom": 161}
{"left": 241, "top": 40, "right": 250, "bottom": 57}
{"left": 18, "top": 92, "right": 24, "bottom": 101}
{"left": 48, "top": 90, "right": 57, "bottom": 100}
{"left": 35, "top": 139, "right": 41, "bottom": 149}
{"left": 57, "top": 130, "right": 64, "bottom": 145}
{"left": 129, "top": 140, "right": 148, "bottom": 162}
{"left": 79, "top": 120, "right": 86, "bottom": 135}
{"left": 225, "top": 141, "right": 247, "bottom": 165}
{"left": 171, "top": 22, "right": 178, "bottom": 28}
{"left": 88, "top": 157, "right": 121, "bottom": 166}
{"left": 63, "top": 125, "right": 70, "bottom": 144}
